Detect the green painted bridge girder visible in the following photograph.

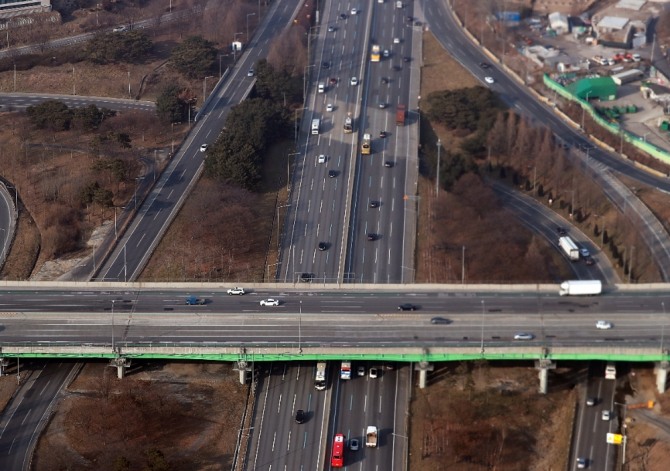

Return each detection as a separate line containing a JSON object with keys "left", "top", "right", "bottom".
{"left": 1, "top": 350, "right": 668, "bottom": 363}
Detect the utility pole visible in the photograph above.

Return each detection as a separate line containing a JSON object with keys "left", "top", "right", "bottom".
{"left": 436, "top": 139, "right": 441, "bottom": 196}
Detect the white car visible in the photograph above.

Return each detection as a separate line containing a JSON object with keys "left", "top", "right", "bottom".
{"left": 260, "top": 298, "right": 280, "bottom": 306}
{"left": 357, "top": 366, "right": 365, "bottom": 376}
{"left": 369, "top": 367, "right": 378, "bottom": 378}
{"left": 393, "top": 37, "right": 400, "bottom": 44}
{"left": 350, "top": 76, "right": 358, "bottom": 86}
{"left": 596, "top": 320, "right": 613, "bottom": 330}
{"left": 199, "top": 144, "right": 208, "bottom": 152}
{"left": 318, "top": 154, "right": 326, "bottom": 164}
{"left": 580, "top": 247, "right": 591, "bottom": 258}
{"left": 326, "top": 103, "right": 334, "bottom": 112}
{"left": 247, "top": 69, "right": 254, "bottom": 77}
{"left": 226, "top": 287, "right": 245, "bottom": 295}
{"left": 513, "top": 332, "right": 534, "bottom": 340}
{"left": 601, "top": 410, "right": 612, "bottom": 421}
{"left": 350, "top": 8, "right": 358, "bottom": 15}
{"left": 484, "top": 76, "right": 495, "bottom": 84}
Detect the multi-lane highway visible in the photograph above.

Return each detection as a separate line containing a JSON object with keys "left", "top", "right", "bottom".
{"left": 96, "top": 0, "right": 303, "bottom": 281}
{"left": 280, "top": 0, "right": 419, "bottom": 284}
{"left": 0, "top": 286, "right": 669, "bottom": 346}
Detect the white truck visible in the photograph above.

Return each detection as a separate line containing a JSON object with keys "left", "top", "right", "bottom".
{"left": 558, "top": 236, "right": 580, "bottom": 261}
{"left": 340, "top": 361, "right": 352, "bottom": 380}
{"left": 559, "top": 280, "right": 602, "bottom": 296}
{"left": 315, "top": 362, "right": 327, "bottom": 390}
{"left": 365, "top": 426, "right": 378, "bottom": 447}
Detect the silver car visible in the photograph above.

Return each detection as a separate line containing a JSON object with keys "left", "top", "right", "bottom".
{"left": 513, "top": 332, "right": 534, "bottom": 340}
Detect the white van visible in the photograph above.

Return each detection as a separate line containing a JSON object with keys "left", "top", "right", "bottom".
{"left": 318, "top": 82, "right": 325, "bottom": 93}
{"left": 311, "top": 119, "right": 320, "bottom": 135}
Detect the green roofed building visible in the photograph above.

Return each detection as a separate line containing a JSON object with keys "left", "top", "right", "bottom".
{"left": 568, "top": 76, "right": 617, "bottom": 101}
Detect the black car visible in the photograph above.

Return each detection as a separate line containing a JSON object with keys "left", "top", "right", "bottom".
{"left": 328, "top": 170, "right": 337, "bottom": 178}
{"left": 379, "top": 131, "right": 387, "bottom": 138}
{"left": 369, "top": 201, "right": 380, "bottom": 208}
{"left": 322, "top": 61, "right": 330, "bottom": 69}
{"left": 339, "top": 13, "right": 347, "bottom": 19}
{"left": 381, "top": 77, "right": 388, "bottom": 84}
{"left": 431, "top": 317, "right": 451, "bottom": 324}
{"left": 295, "top": 409, "right": 306, "bottom": 424}
{"left": 384, "top": 161, "right": 394, "bottom": 168}
{"left": 398, "top": 303, "right": 417, "bottom": 311}
{"left": 318, "top": 242, "right": 328, "bottom": 251}
{"left": 392, "top": 65, "right": 402, "bottom": 71}
{"left": 300, "top": 272, "right": 313, "bottom": 282}
{"left": 556, "top": 227, "right": 567, "bottom": 235}
{"left": 480, "top": 62, "right": 490, "bottom": 68}
{"left": 406, "top": 16, "right": 413, "bottom": 22}
{"left": 585, "top": 257, "right": 595, "bottom": 266}
{"left": 403, "top": 56, "right": 411, "bottom": 62}
{"left": 367, "top": 233, "right": 378, "bottom": 241}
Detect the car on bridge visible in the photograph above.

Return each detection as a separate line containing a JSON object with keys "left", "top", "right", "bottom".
{"left": 260, "top": 299, "right": 280, "bottom": 306}
{"left": 431, "top": 317, "right": 451, "bottom": 325}
{"left": 185, "top": 295, "right": 206, "bottom": 305}
{"left": 398, "top": 303, "right": 417, "bottom": 311}
{"left": 513, "top": 332, "right": 534, "bottom": 340}
{"left": 227, "top": 287, "right": 245, "bottom": 295}
{"left": 596, "top": 320, "right": 613, "bottom": 330}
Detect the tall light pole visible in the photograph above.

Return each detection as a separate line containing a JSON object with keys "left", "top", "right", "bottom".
{"left": 0, "top": 228, "right": 6, "bottom": 266}
{"left": 461, "top": 245, "right": 466, "bottom": 284}
{"left": 581, "top": 91, "right": 591, "bottom": 130}
{"left": 436, "top": 139, "right": 442, "bottom": 196}
{"left": 276, "top": 203, "right": 291, "bottom": 248}
{"left": 298, "top": 300, "right": 302, "bottom": 353}
{"left": 111, "top": 300, "right": 116, "bottom": 352}
{"left": 303, "top": 64, "right": 315, "bottom": 103}
{"left": 294, "top": 107, "right": 306, "bottom": 142}
{"left": 480, "top": 300, "right": 486, "bottom": 353}
{"left": 662, "top": 302, "right": 667, "bottom": 354}
{"left": 287, "top": 152, "right": 299, "bottom": 191}
{"left": 246, "top": 13, "right": 256, "bottom": 41}
{"left": 203, "top": 75, "right": 214, "bottom": 104}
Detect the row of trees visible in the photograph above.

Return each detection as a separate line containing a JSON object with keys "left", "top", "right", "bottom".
{"left": 26, "top": 100, "right": 115, "bottom": 132}
{"left": 423, "top": 84, "right": 654, "bottom": 280}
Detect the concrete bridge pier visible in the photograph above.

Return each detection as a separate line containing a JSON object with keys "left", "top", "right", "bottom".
{"left": 535, "top": 359, "right": 556, "bottom": 394}
{"left": 655, "top": 360, "right": 669, "bottom": 393}
{"left": 0, "top": 358, "right": 10, "bottom": 376}
{"left": 414, "top": 361, "right": 434, "bottom": 389}
{"left": 109, "top": 357, "right": 131, "bottom": 379}
{"left": 235, "top": 360, "right": 252, "bottom": 384}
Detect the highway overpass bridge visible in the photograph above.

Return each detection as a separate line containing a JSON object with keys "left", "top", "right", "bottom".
{"left": 0, "top": 281, "right": 669, "bottom": 392}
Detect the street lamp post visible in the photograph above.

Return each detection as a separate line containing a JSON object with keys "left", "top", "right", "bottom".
{"left": 287, "top": 152, "right": 299, "bottom": 191}
{"left": 303, "top": 64, "right": 315, "bottom": 103}
{"left": 294, "top": 107, "right": 306, "bottom": 142}
{"left": 436, "top": 139, "right": 442, "bottom": 196}
{"left": 662, "top": 302, "right": 667, "bottom": 354}
{"left": 480, "top": 300, "right": 486, "bottom": 353}
{"left": 0, "top": 228, "right": 6, "bottom": 266}
{"left": 581, "top": 91, "right": 592, "bottom": 130}
{"left": 276, "top": 203, "right": 291, "bottom": 248}
{"left": 111, "top": 300, "right": 116, "bottom": 352}
{"left": 203, "top": 75, "right": 214, "bottom": 104}
{"left": 246, "top": 13, "right": 256, "bottom": 41}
